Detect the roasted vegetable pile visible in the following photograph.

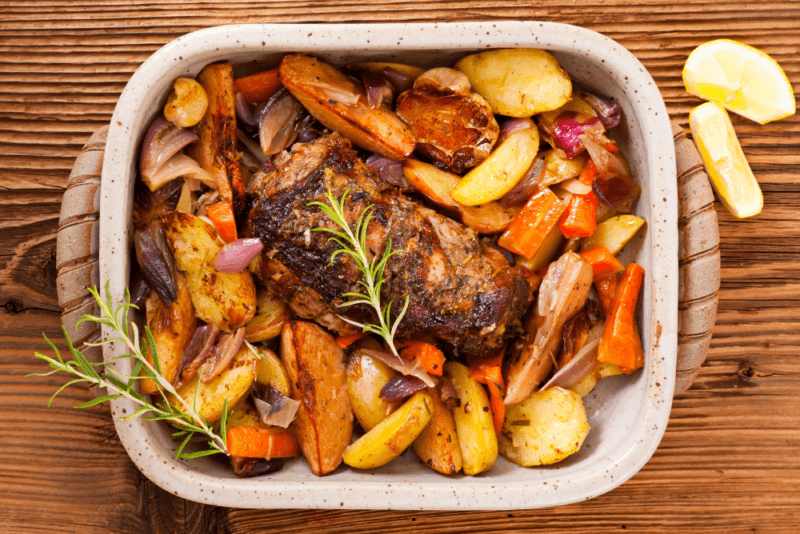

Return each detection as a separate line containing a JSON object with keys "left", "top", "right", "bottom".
{"left": 132, "top": 48, "right": 647, "bottom": 477}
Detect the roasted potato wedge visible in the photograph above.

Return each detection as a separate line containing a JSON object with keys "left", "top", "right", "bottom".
{"left": 499, "top": 387, "right": 590, "bottom": 466}
{"left": 281, "top": 320, "right": 353, "bottom": 476}
{"left": 227, "top": 398, "right": 267, "bottom": 429}
{"left": 168, "top": 345, "right": 257, "bottom": 424}
{"left": 244, "top": 291, "right": 290, "bottom": 342}
{"left": 343, "top": 391, "right": 432, "bottom": 470}
{"left": 162, "top": 211, "right": 256, "bottom": 331}
{"left": 396, "top": 68, "right": 498, "bottom": 173}
{"left": 140, "top": 273, "right": 197, "bottom": 395}
{"left": 188, "top": 62, "right": 246, "bottom": 217}
{"left": 279, "top": 54, "right": 415, "bottom": 160}
{"left": 445, "top": 361, "right": 498, "bottom": 476}
{"left": 455, "top": 49, "right": 572, "bottom": 117}
{"left": 580, "top": 214, "right": 646, "bottom": 255}
{"left": 402, "top": 158, "right": 518, "bottom": 233}
{"left": 412, "top": 386, "right": 463, "bottom": 475}
{"left": 346, "top": 350, "right": 401, "bottom": 432}
{"left": 451, "top": 128, "right": 540, "bottom": 206}
{"left": 253, "top": 346, "right": 291, "bottom": 397}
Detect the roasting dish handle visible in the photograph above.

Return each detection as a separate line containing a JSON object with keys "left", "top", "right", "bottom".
{"left": 55, "top": 123, "right": 717, "bottom": 396}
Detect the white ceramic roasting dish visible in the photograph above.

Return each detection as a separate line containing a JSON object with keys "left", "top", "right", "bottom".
{"left": 99, "top": 21, "right": 678, "bottom": 510}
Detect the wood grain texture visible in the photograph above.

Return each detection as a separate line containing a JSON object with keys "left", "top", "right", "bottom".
{"left": 1, "top": 1, "right": 799, "bottom": 533}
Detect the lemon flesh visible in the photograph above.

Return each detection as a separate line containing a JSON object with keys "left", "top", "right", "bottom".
{"left": 683, "top": 39, "right": 796, "bottom": 124}
{"left": 690, "top": 102, "right": 763, "bottom": 218}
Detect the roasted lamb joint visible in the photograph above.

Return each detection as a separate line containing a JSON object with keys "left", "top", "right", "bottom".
{"left": 246, "top": 133, "right": 534, "bottom": 359}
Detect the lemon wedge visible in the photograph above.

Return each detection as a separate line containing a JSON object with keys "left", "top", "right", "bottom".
{"left": 690, "top": 102, "right": 763, "bottom": 218}
{"left": 683, "top": 39, "right": 796, "bottom": 124}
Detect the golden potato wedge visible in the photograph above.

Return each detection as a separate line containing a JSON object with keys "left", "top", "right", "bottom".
{"left": 168, "top": 345, "right": 257, "bottom": 424}
{"left": 569, "top": 362, "right": 624, "bottom": 397}
{"left": 412, "top": 387, "right": 463, "bottom": 475}
{"left": 343, "top": 391, "right": 432, "bottom": 470}
{"left": 188, "top": 62, "right": 246, "bottom": 216}
{"left": 253, "top": 346, "right": 291, "bottom": 397}
{"left": 227, "top": 398, "right": 267, "bottom": 429}
{"left": 451, "top": 128, "right": 540, "bottom": 206}
{"left": 281, "top": 320, "right": 353, "bottom": 476}
{"left": 162, "top": 211, "right": 256, "bottom": 331}
{"left": 244, "top": 291, "right": 290, "bottom": 342}
{"left": 396, "top": 68, "right": 499, "bottom": 173}
{"left": 445, "top": 361, "right": 498, "bottom": 476}
{"left": 346, "top": 351, "right": 401, "bottom": 432}
{"left": 580, "top": 214, "right": 646, "bottom": 255}
{"left": 455, "top": 49, "right": 572, "bottom": 117}
{"left": 540, "top": 150, "right": 589, "bottom": 187}
{"left": 402, "top": 158, "right": 518, "bottom": 233}
{"left": 515, "top": 224, "right": 565, "bottom": 274}
{"left": 140, "top": 273, "right": 197, "bottom": 395}
{"left": 279, "top": 54, "right": 415, "bottom": 160}
{"left": 459, "top": 203, "right": 518, "bottom": 234}
{"left": 402, "top": 159, "right": 460, "bottom": 210}
{"left": 499, "top": 387, "right": 590, "bottom": 467}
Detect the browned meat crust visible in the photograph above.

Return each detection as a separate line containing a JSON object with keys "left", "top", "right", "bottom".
{"left": 246, "top": 133, "right": 533, "bottom": 359}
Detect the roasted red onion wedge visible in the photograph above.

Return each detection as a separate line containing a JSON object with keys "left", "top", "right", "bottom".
{"left": 212, "top": 238, "right": 264, "bottom": 274}
{"left": 177, "top": 323, "right": 220, "bottom": 383}
{"left": 133, "top": 220, "right": 178, "bottom": 305}
{"left": 139, "top": 118, "right": 201, "bottom": 189}
{"left": 541, "top": 337, "right": 601, "bottom": 390}
{"left": 252, "top": 384, "right": 300, "bottom": 428}
{"left": 234, "top": 91, "right": 259, "bottom": 128}
{"left": 201, "top": 328, "right": 245, "bottom": 383}
{"left": 499, "top": 154, "right": 544, "bottom": 208}
{"left": 379, "top": 374, "right": 428, "bottom": 402}
{"left": 580, "top": 91, "right": 622, "bottom": 129}
{"left": 548, "top": 112, "right": 605, "bottom": 159}
{"left": 358, "top": 349, "right": 437, "bottom": 387}
{"left": 231, "top": 456, "right": 285, "bottom": 477}
{"left": 259, "top": 88, "right": 305, "bottom": 156}
{"left": 497, "top": 117, "right": 536, "bottom": 146}
{"left": 362, "top": 71, "right": 394, "bottom": 109}
{"left": 365, "top": 154, "right": 410, "bottom": 188}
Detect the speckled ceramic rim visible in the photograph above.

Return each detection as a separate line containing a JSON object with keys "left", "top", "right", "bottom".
{"left": 100, "top": 22, "right": 677, "bottom": 510}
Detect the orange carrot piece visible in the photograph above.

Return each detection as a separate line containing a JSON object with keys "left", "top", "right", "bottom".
{"left": 605, "top": 142, "right": 620, "bottom": 154}
{"left": 397, "top": 340, "right": 445, "bottom": 375}
{"left": 336, "top": 332, "right": 367, "bottom": 349}
{"left": 559, "top": 160, "right": 600, "bottom": 238}
{"left": 597, "top": 263, "right": 645, "bottom": 373}
{"left": 469, "top": 349, "right": 506, "bottom": 435}
{"left": 595, "top": 274, "right": 619, "bottom": 317}
{"left": 207, "top": 201, "right": 237, "bottom": 243}
{"left": 234, "top": 68, "right": 282, "bottom": 104}
{"left": 579, "top": 246, "right": 624, "bottom": 281}
{"left": 486, "top": 380, "right": 505, "bottom": 435}
{"left": 226, "top": 426, "right": 300, "bottom": 459}
{"left": 499, "top": 187, "right": 566, "bottom": 259}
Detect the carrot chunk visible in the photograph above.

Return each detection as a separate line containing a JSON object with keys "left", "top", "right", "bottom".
{"left": 226, "top": 426, "right": 300, "bottom": 459}
{"left": 559, "top": 160, "right": 600, "bottom": 238}
{"left": 579, "top": 246, "right": 624, "bottom": 281}
{"left": 597, "top": 263, "right": 645, "bottom": 373}
{"left": 336, "top": 332, "right": 367, "bottom": 349}
{"left": 207, "top": 201, "right": 237, "bottom": 243}
{"left": 469, "top": 349, "right": 506, "bottom": 435}
{"left": 499, "top": 187, "right": 566, "bottom": 259}
{"left": 234, "top": 68, "right": 282, "bottom": 103}
{"left": 397, "top": 340, "right": 445, "bottom": 376}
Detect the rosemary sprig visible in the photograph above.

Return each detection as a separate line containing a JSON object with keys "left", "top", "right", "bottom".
{"left": 28, "top": 282, "right": 230, "bottom": 460}
{"left": 308, "top": 189, "right": 410, "bottom": 356}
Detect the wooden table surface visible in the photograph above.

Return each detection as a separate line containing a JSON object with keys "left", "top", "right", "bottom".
{"left": 2, "top": 1, "right": 799, "bottom": 532}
